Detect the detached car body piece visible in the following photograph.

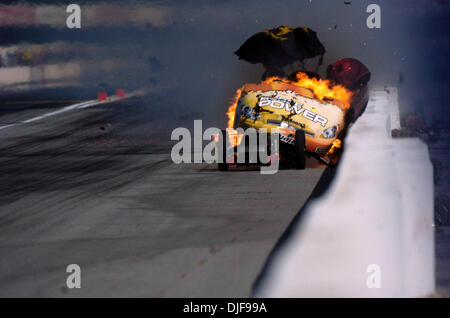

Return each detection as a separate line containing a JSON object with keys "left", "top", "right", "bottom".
{"left": 218, "top": 80, "right": 349, "bottom": 171}
{"left": 327, "top": 58, "right": 371, "bottom": 121}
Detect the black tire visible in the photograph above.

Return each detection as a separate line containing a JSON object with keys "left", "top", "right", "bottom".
{"left": 294, "top": 130, "right": 306, "bottom": 169}
{"left": 346, "top": 106, "right": 355, "bottom": 125}
{"left": 218, "top": 129, "right": 229, "bottom": 171}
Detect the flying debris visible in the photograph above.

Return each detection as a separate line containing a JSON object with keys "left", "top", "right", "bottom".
{"left": 344, "top": 1, "right": 352, "bottom": 5}
{"left": 327, "top": 24, "right": 338, "bottom": 31}
{"left": 234, "top": 26, "right": 325, "bottom": 78}
{"left": 99, "top": 123, "right": 111, "bottom": 131}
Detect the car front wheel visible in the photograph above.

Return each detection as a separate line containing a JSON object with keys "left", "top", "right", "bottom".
{"left": 294, "top": 130, "right": 306, "bottom": 169}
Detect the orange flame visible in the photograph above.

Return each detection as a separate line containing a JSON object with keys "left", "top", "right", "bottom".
{"left": 262, "top": 73, "right": 353, "bottom": 109}
{"left": 327, "top": 138, "right": 342, "bottom": 156}
{"left": 212, "top": 130, "right": 244, "bottom": 148}
{"left": 225, "top": 72, "right": 354, "bottom": 128}
{"left": 292, "top": 72, "right": 353, "bottom": 109}
{"left": 226, "top": 88, "right": 242, "bottom": 128}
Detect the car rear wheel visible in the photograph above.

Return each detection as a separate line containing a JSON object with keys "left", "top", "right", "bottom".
{"left": 218, "top": 129, "right": 229, "bottom": 171}
{"left": 294, "top": 130, "right": 306, "bottom": 169}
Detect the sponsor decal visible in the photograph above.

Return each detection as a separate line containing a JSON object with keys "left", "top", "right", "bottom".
{"left": 280, "top": 134, "right": 295, "bottom": 145}
{"left": 257, "top": 96, "right": 328, "bottom": 127}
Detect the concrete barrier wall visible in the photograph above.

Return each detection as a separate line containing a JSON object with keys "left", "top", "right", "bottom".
{"left": 0, "top": 5, "right": 172, "bottom": 28}
{"left": 387, "top": 87, "right": 401, "bottom": 131}
{"left": 0, "top": 59, "right": 144, "bottom": 87}
{"left": 0, "top": 66, "right": 31, "bottom": 85}
{"left": 255, "top": 88, "right": 435, "bottom": 297}
{"left": 0, "top": 63, "right": 81, "bottom": 86}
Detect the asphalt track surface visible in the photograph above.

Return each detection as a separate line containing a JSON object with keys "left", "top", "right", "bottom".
{"left": 0, "top": 98, "right": 324, "bottom": 297}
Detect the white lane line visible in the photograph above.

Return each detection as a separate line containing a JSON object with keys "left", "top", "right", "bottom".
{"left": 21, "top": 101, "right": 94, "bottom": 123}
{"left": 0, "top": 100, "right": 94, "bottom": 130}
{"left": 0, "top": 124, "right": 16, "bottom": 131}
{"left": 0, "top": 88, "right": 150, "bottom": 131}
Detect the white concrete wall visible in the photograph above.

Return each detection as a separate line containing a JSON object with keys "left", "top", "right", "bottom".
{"left": 387, "top": 86, "right": 401, "bottom": 130}
{"left": 0, "top": 66, "right": 31, "bottom": 85}
{"left": 0, "top": 60, "right": 138, "bottom": 87}
{"left": 0, "top": 63, "right": 81, "bottom": 86}
{"left": 256, "top": 89, "right": 435, "bottom": 297}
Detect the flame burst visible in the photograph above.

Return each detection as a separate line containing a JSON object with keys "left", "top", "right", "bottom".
{"left": 226, "top": 88, "right": 242, "bottom": 128}
{"left": 292, "top": 72, "right": 353, "bottom": 109}
{"left": 226, "top": 72, "right": 354, "bottom": 128}
{"left": 327, "top": 138, "right": 342, "bottom": 156}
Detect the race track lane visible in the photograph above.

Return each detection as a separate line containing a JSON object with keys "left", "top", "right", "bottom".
{"left": 0, "top": 100, "right": 324, "bottom": 297}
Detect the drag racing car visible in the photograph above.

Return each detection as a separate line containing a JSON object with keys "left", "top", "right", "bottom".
{"left": 218, "top": 78, "right": 351, "bottom": 171}
{"left": 217, "top": 58, "right": 370, "bottom": 171}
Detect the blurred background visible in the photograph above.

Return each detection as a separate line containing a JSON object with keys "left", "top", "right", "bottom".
{"left": 0, "top": 0, "right": 448, "bottom": 127}
{"left": 0, "top": 0, "right": 449, "bottom": 225}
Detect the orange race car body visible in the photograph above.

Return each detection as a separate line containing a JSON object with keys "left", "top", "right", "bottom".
{"left": 219, "top": 79, "right": 349, "bottom": 170}
{"left": 233, "top": 81, "right": 347, "bottom": 155}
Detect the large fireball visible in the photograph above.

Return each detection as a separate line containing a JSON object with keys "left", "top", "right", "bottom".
{"left": 226, "top": 72, "right": 354, "bottom": 128}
